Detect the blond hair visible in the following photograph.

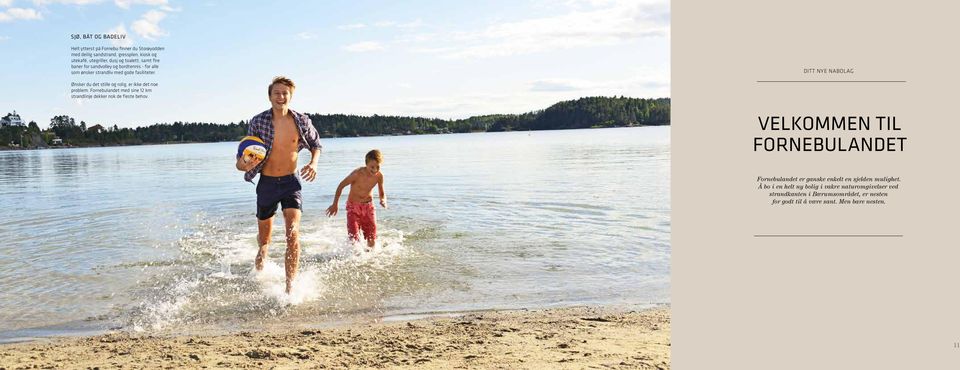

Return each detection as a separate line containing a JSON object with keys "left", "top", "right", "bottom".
{"left": 268, "top": 76, "right": 296, "bottom": 96}
{"left": 365, "top": 149, "right": 383, "bottom": 163}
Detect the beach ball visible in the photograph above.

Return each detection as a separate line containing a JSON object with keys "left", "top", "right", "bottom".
{"left": 237, "top": 136, "right": 267, "bottom": 161}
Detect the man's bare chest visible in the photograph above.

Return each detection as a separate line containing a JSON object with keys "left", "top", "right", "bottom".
{"left": 272, "top": 118, "right": 298, "bottom": 148}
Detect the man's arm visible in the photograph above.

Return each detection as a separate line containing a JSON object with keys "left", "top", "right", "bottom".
{"left": 303, "top": 114, "right": 322, "bottom": 152}
{"left": 298, "top": 114, "right": 322, "bottom": 181}
{"left": 299, "top": 147, "right": 320, "bottom": 181}
{"left": 236, "top": 152, "right": 261, "bottom": 171}
{"left": 326, "top": 172, "right": 355, "bottom": 217}
{"left": 237, "top": 116, "right": 264, "bottom": 172}
{"left": 378, "top": 173, "right": 387, "bottom": 208}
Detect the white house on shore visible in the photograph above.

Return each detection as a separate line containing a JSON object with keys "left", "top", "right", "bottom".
{"left": 1, "top": 111, "right": 25, "bottom": 127}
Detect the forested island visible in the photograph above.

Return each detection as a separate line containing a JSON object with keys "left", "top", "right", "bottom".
{"left": 0, "top": 96, "right": 669, "bottom": 149}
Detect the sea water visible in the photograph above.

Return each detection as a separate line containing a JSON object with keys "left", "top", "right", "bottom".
{"left": 0, "top": 127, "right": 670, "bottom": 341}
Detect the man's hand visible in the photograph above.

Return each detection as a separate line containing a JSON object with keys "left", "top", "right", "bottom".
{"left": 300, "top": 163, "right": 318, "bottom": 182}
{"left": 380, "top": 198, "right": 387, "bottom": 208}
{"left": 325, "top": 203, "right": 338, "bottom": 217}
{"left": 237, "top": 153, "right": 262, "bottom": 172}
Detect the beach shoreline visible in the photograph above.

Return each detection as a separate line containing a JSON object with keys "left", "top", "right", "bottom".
{"left": 0, "top": 305, "right": 670, "bottom": 369}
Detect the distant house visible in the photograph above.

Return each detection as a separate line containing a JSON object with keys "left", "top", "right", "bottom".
{"left": 52, "top": 137, "right": 63, "bottom": 145}
{"left": 1, "top": 111, "right": 25, "bottom": 127}
{"left": 88, "top": 124, "right": 104, "bottom": 133}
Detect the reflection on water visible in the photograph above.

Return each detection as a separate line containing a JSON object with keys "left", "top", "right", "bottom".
{"left": 0, "top": 151, "right": 40, "bottom": 183}
{"left": 0, "top": 127, "right": 670, "bottom": 340}
{"left": 51, "top": 150, "right": 87, "bottom": 178}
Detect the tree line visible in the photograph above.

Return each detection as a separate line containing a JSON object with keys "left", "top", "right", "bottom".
{"left": 0, "top": 96, "right": 669, "bottom": 148}
{"left": 311, "top": 96, "right": 669, "bottom": 136}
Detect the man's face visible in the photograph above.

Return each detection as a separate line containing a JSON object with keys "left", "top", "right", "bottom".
{"left": 270, "top": 84, "right": 293, "bottom": 109}
{"left": 365, "top": 160, "right": 381, "bottom": 175}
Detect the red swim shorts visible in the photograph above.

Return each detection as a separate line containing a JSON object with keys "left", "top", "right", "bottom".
{"left": 346, "top": 201, "right": 377, "bottom": 241}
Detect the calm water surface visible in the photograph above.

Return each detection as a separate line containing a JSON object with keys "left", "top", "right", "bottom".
{"left": 0, "top": 127, "right": 670, "bottom": 341}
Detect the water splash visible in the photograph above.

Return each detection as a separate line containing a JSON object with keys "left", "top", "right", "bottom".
{"left": 252, "top": 261, "right": 322, "bottom": 306}
{"left": 131, "top": 278, "right": 200, "bottom": 332}
{"left": 125, "top": 216, "right": 411, "bottom": 332}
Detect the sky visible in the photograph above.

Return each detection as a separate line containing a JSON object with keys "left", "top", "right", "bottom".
{"left": 0, "top": 0, "right": 670, "bottom": 129}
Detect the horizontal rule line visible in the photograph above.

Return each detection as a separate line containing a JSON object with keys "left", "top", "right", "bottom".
{"left": 756, "top": 80, "right": 907, "bottom": 83}
{"left": 754, "top": 234, "right": 904, "bottom": 238}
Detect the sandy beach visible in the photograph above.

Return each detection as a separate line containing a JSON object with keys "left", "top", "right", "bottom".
{"left": 0, "top": 306, "right": 670, "bottom": 369}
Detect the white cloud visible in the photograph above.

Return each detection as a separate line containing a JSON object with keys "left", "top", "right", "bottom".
{"left": 348, "top": 74, "right": 669, "bottom": 118}
{"left": 130, "top": 9, "right": 167, "bottom": 40}
{"left": 394, "top": 32, "right": 435, "bottom": 43}
{"left": 409, "top": 46, "right": 455, "bottom": 54}
{"left": 343, "top": 41, "right": 384, "bottom": 53}
{"left": 337, "top": 23, "right": 365, "bottom": 30}
{"left": 0, "top": 35, "right": 10, "bottom": 41}
{"left": 397, "top": 19, "right": 423, "bottom": 28}
{"left": 297, "top": 31, "right": 317, "bottom": 40}
{"left": 560, "top": 0, "right": 626, "bottom": 9}
{"left": 414, "top": 0, "right": 669, "bottom": 59}
{"left": 529, "top": 73, "right": 670, "bottom": 96}
{"left": 529, "top": 79, "right": 586, "bottom": 92}
{"left": 114, "top": 0, "right": 166, "bottom": 9}
{"left": 0, "top": 7, "right": 41, "bottom": 21}
{"left": 344, "top": 92, "right": 560, "bottom": 119}
{"left": 0, "top": 0, "right": 13, "bottom": 7}
{"left": 107, "top": 23, "right": 132, "bottom": 46}
{"left": 32, "top": 0, "right": 102, "bottom": 5}
{"left": 340, "top": 19, "right": 422, "bottom": 31}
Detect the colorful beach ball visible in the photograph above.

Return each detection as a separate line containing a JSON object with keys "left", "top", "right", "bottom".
{"left": 237, "top": 136, "right": 267, "bottom": 161}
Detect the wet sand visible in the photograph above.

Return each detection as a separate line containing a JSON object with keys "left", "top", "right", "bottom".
{"left": 0, "top": 306, "right": 669, "bottom": 369}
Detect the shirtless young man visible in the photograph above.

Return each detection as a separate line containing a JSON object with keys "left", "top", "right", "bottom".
{"left": 236, "top": 76, "right": 322, "bottom": 294}
{"left": 325, "top": 150, "right": 387, "bottom": 249}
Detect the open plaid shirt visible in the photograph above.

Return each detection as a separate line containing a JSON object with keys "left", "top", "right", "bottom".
{"left": 243, "top": 108, "right": 322, "bottom": 183}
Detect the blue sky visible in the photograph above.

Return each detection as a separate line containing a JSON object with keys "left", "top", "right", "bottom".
{"left": 0, "top": 0, "right": 669, "bottom": 129}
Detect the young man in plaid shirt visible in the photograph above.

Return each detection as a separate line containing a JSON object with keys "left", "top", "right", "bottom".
{"left": 236, "top": 76, "right": 322, "bottom": 294}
